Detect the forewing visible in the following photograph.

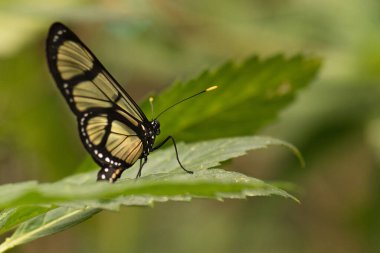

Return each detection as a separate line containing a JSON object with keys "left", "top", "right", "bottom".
{"left": 46, "top": 22, "right": 148, "bottom": 125}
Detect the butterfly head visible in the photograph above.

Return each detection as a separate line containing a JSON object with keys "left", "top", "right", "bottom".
{"left": 151, "top": 119, "right": 160, "bottom": 135}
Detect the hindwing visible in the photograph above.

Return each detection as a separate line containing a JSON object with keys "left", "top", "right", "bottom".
{"left": 79, "top": 111, "right": 143, "bottom": 169}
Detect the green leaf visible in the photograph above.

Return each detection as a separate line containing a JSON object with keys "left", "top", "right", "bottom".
{"left": 0, "top": 136, "right": 302, "bottom": 210}
{"left": 0, "top": 207, "right": 100, "bottom": 253}
{"left": 140, "top": 55, "right": 321, "bottom": 142}
{"left": 0, "top": 170, "right": 292, "bottom": 253}
{"left": 0, "top": 207, "right": 52, "bottom": 235}
{"left": 0, "top": 136, "right": 301, "bottom": 251}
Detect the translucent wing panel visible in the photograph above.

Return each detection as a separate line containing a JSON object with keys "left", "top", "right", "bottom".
{"left": 107, "top": 121, "right": 143, "bottom": 165}
{"left": 72, "top": 77, "right": 113, "bottom": 112}
{"left": 57, "top": 41, "right": 94, "bottom": 80}
{"left": 86, "top": 115, "right": 108, "bottom": 145}
{"left": 74, "top": 81, "right": 106, "bottom": 99}
{"left": 97, "top": 72, "right": 143, "bottom": 124}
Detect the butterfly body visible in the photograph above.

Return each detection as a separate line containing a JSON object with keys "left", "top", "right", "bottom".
{"left": 46, "top": 22, "right": 188, "bottom": 182}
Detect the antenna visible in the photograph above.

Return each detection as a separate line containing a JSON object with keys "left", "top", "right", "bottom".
{"left": 155, "top": 85, "right": 218, "bottom": 120}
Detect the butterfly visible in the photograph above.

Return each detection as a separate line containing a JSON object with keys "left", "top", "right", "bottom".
{"left": 46, "top": 22, "right": 217, "bottom": 182}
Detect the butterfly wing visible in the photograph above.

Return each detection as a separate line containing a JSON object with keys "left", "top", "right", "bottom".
{"left": 46, "top": 22, "right": 146, "bottom": 181}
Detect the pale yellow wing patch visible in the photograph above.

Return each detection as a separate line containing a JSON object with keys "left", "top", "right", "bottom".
{"left": 86, "top": 114, "right": 108, "bottom": 145}
{"left": 93, "top": 71, "right": 143, "bottom": 125}
{"left": 107, "top": 120, "right": 143, "bottom": 164}
{"left": 72, "top": 79, "right": 113, "bottom": 111}
{"left": 57, "top": 41, "right": 94, "bottom": 80}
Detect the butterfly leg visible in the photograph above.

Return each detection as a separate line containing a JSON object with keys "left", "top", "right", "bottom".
{"left": 136, "top": 157, "right": 147, "bottom": 178}
{"left": 153, "top": 136, "right": 193, "bottom": 174}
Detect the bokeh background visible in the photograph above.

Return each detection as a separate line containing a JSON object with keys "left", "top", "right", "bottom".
{"left": 1, "top": 0, "right": 380, "bottom": 252}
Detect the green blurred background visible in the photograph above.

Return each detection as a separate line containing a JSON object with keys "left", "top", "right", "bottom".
{"left": 1, "top": 0, "right": 380, "bottom": 252}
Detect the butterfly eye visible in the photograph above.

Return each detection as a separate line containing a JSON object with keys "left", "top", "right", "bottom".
{"left": 152, "top": 120, "right": 160, "bottom": 135}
